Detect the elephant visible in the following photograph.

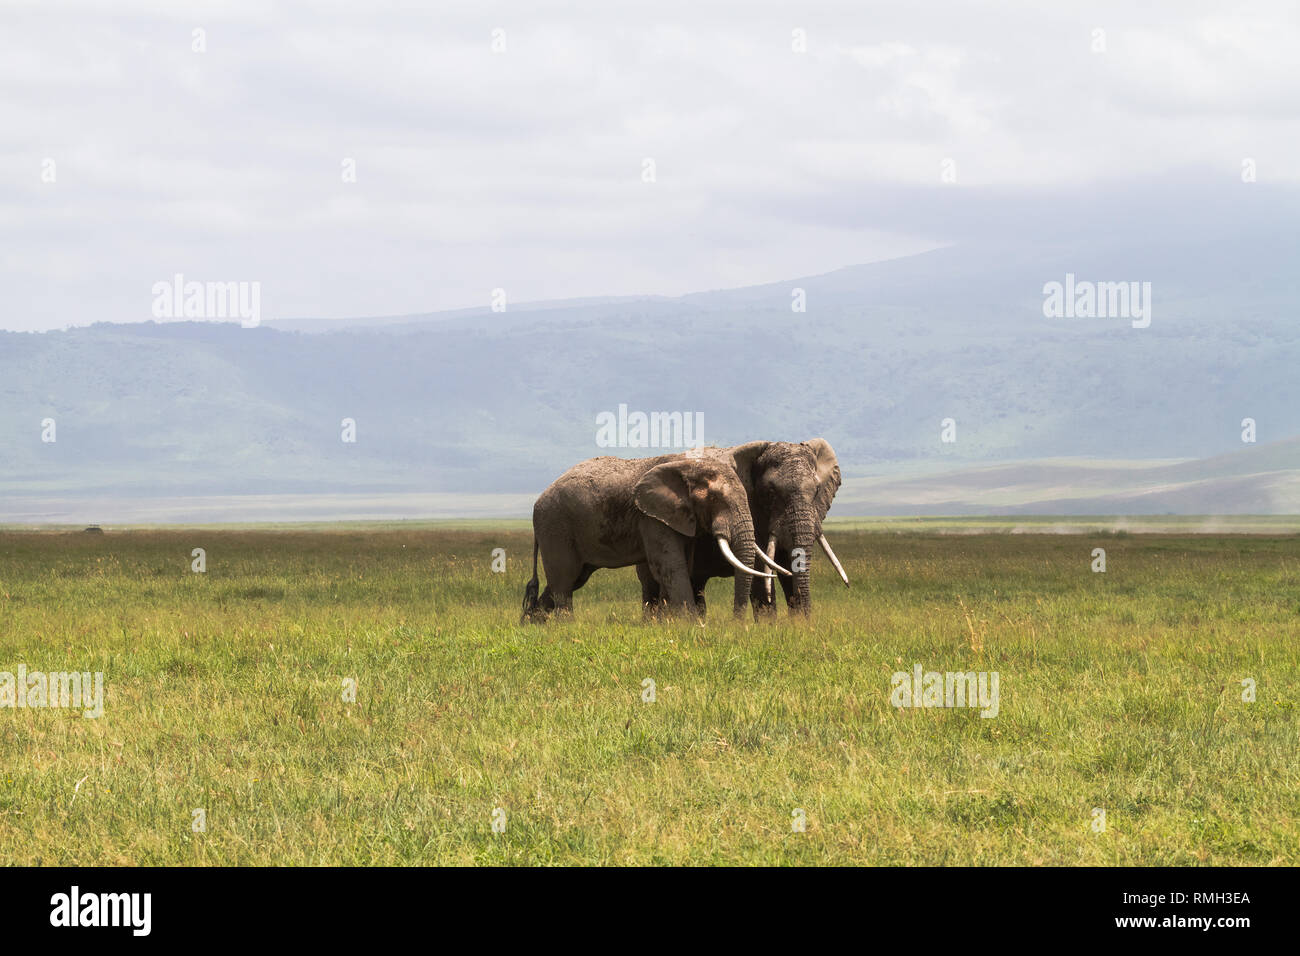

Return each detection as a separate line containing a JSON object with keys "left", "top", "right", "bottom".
{"left": 521, "top": 453, "right": 776, "bottom": 622}
{"left": 637, "top": 439, "right": 848, "bottom": 617}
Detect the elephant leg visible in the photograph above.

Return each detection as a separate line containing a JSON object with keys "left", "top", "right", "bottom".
{"left": 641, "top": 523, "right": 696, "bottom": 618}
{"left": 543, "top": 564, "right": 596, "bottom": 618}
{"left": 652, "top": 566, "right": 696, "bottom": 617}
{"left": 692, "top": 580, "right": 707, "bottom": 619}
{"left": 775, "top": 547, "right": 809, "bottom": 615}
{"left": 747, "top": 532, "right": 778, "bottom": 619}
{"left": 571, "top": 563, "right": 597, "bottom": 592}
{"left": 538, "top": 543, "right": 586, "bottom": 620}
{"left": 636, "top": 562, "right": 665, "bottom": 620}
{"left": 751, "top": 573, "right": 777, "bottom": 619}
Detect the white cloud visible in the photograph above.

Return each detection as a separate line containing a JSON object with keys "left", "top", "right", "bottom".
{"left": 1, "top": 0, "right": 1297, "bottom": 330}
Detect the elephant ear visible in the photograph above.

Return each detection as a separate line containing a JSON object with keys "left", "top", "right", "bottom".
{"left": 726, "top": 441, "right": 770, "bottom": 488}
{"left": 634, "top": 461, "right": 699, "bottom": 537}
{"left": 805, "top": 438, "right": 841, "bottom": 523}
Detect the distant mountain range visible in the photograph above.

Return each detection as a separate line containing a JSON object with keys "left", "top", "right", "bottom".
{"left": 3, "top": 234, "right": 1299, "bottom": 517}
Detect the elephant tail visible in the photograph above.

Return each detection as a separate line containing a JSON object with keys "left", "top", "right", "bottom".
{"left": 520, "top": 537, "right": 541, "bottom": 622}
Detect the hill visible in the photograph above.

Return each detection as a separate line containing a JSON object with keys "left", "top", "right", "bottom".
{"left": 3, "top": 235, "right": 1299, "bottom": 510}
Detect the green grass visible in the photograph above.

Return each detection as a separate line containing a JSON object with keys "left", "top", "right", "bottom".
{"left": 0, "top": 527, "right": 1296, "bottom": 865}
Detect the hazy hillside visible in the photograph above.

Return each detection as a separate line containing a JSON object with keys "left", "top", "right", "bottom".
{"left": 839, "top": 438, "right": 1300, "bottom": 515}
{"left": 3, "top": 236, "right": 1299, "bottom": 509}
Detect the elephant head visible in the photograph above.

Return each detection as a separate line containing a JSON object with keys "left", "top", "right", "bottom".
{"left": 633, "top": 457, "right": 769, "bottom": 617}
{"left": 727, "top": 438, "right": 847, "bottom": 615}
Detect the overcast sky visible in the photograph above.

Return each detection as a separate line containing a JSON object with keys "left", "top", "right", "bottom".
{"left": 2, "top": 0, "right": 1297, "bottom": 331}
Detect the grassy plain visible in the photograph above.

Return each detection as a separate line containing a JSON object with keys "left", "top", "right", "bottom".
{"left": 0, "top": 525, "right": 1296, "bottom": 864}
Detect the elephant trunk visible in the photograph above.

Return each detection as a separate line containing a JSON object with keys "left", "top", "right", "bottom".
{"left": 728, "top": 521, "right": 759, "bottom": 618}
{"left": 790, "top": 507, "right": 816, "bottom": 615}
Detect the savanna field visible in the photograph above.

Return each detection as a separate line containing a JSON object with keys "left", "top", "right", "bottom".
{"left": 0, "top": 524, "right": 1297, "bottom": 865}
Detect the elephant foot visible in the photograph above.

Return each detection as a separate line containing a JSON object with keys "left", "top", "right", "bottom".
{"left": 521, "top": 607, "right": 549, "bottom": 624}
{"left": 662, "top": 602, "right": 701, "bottom": 622}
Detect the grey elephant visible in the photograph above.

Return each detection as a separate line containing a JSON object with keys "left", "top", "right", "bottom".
{"left": 521, "top": 454, "right": 775, "bottom": 622}
{"left": 638, "top": 439, "right": 848, "bottom": 617}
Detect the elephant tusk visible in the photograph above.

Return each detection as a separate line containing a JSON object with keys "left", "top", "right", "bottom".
{"left": 716, "top": 537, "right": 775, "bottom": 579}
{"left": 754, "top": 546, "right": 792, "bottom": 576}
{"left": 818, "top": 533, "right": 850, "bottom": 586}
